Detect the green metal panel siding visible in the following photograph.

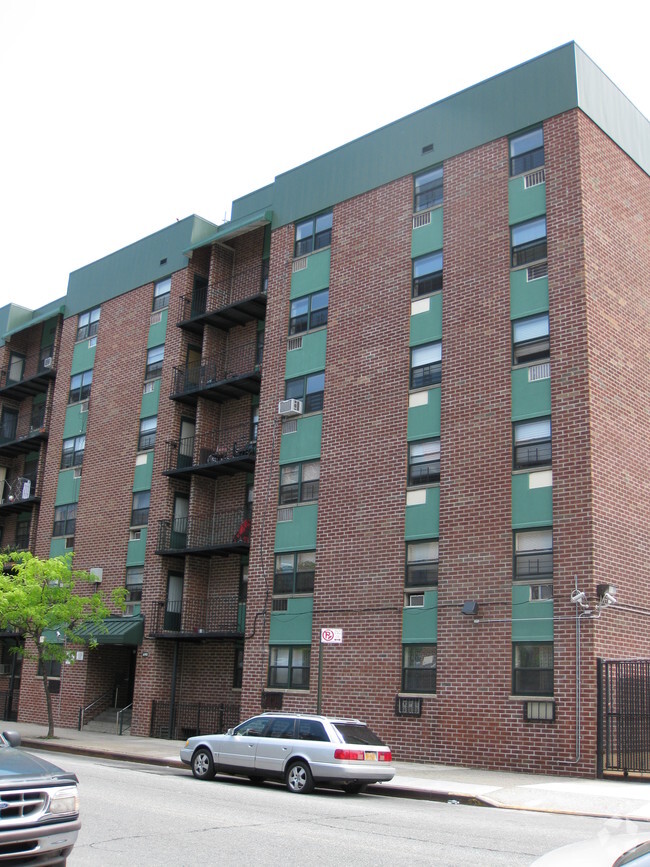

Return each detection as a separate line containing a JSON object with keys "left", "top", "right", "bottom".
{"left": 65, "top": 216, "right": 217, "bottom": 316}
{"left": 407, "top": 388, "right": 441, "bottom": 440}
{"left": 70, "top": 339, "right": 96, "bottom": 375}
{"left": 402, "top": 590, "right": 438, "bottom": 642}
{"left": 512, "top": 473, "right": 553, "bottom": 527}
{"left": 132, "top": 453, "right": 154, "bottom": 492}
{"left": 41, "top": 317, "right": 59, "bottom": 349}
{"left": 510, "top": 272, "right": 549, "bottom": 320}
{"left": 290, "top": 249, "right": 331, "bottom": 298}
{"left": 140, "top": 380, "right": 161, "bottom": 417}
{"left": 269, "top": 597, "right": 314, "bottom": 645}
{"left": 274, "top": 504, "right": 318, "bottom": 551}
{"left": 508, "top": 177, "right": 547, "bottom": 225}
{"left": 512, "top": 585, "right": 553, "bottom": 641}
{"left": 284, "top": 330, "right": 327, "bottom": 378}
{"left": 54, "top": 470, "right": 81, "bottom": 506}
{"left": 405, "top": 487, "right": 439, "bottom": 540}
{"left": 279, "top": 415, "right": 322, "bottom": 464}
{"left": 410, "top": 293, "right": 442, "bottom": 346}
{"left": 511, "top": 368, "right": 552, "bottom": 420}
{"left": 62, "top": 405, "right": 88, "bottom": 439}
{"left": 126, "top": 528, "right": 147, "bottom": 566}
{"left": 147, "top": 308, "right": 168, "bottom": 348}
{"left": 50, "top": 537, "right": 73, "bottom": 558}
{"left": 411, "top": 209, "right": 443, "bottom": 258}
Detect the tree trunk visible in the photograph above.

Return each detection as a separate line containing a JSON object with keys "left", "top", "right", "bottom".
{"left": 36, "top": 644, "right": 55, "bottom": 738}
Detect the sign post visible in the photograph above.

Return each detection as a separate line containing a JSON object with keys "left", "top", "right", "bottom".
{"left": 317, "top": 628, "right": 342, "bottom": 714}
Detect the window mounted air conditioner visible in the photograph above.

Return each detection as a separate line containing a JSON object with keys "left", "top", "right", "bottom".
{"left": 42, "top": 357, "right": 53, "bottom": 368}
{"left": 407, "top": 594, "right": 425, "bottom": 607}
{"left": 278, "top": 398, "right": 303, "bottom": 417}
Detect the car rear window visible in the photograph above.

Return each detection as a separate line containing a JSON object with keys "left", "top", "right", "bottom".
{"left": 331, "top": 724, "right": 386, "bottom": 746}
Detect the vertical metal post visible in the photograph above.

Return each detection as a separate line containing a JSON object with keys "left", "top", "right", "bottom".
{"left": 596, "top": 658, "right": 603, "bottom": 778}
{"left": 168, "top": 641, "right": 179, "bottom": 739}
{"left": 317, "top": 641, "right": 323, "bottom": 714}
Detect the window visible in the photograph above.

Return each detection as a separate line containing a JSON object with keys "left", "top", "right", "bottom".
{"left": 414, "top": 166, "right": 443, "bottom": 211}
{"left": 513, "top": 418, "right": 551, "bottom": 469}
{"left": 77, "top": 307, "right": 100, "bottom": 341}
{"left": 513, "top": 643, "right": 553, "bottom": 696}
{"left": 145, "top": 346, "right": 164, "bottom": 381}
{"left": 511, "top": 217, "right": 547, "bottom": 268}
{"left": 61, "top": 435, "right": 85, "bottom": 468}
{"left": 233, "top": 644, "right": 244, "bottom": 689}
{"left": 412, "top": 251, "right": 443, "bottom": 297}
{"left": 530, "top": 584, "right": 553, "bottom": 601}
{"left": 402, "top": 644, "right": 436, "bottom": 693}
{"left": 411, "top": 342, "right": 441, "bottom": 389}
{"left": 68, "top": 370, "right": 92, "bottom": 404}
{"left": 514, "top": 529, "right": 552, "bottom": 582}
{"left": 294, "top": 212, "right": 332, "bottom": 257}
{"left": 37, "top": 659, "right": 62, "bottom": 693}
{"left": 289, "top": 289, "right": 329, "bottom": 334}
{"left": 268, "top": 646, "right": 310, "bottom": 689}
{"left": 138, "top": 417, "right": 157, "bottom": 451}
{"left": 7, "top": 352, "right": 25, "bottom": 384}
{"left": 279, "top": 460, "right": 320, "bottom": 505}
{"left": 274, "top": 551, "right": 316, "bottom": 595}
{"left": 512, "top": 314, "right": 550, "bottom": 365}
{"left": 53, "top": 503, "right": 77, "bottom": 537}
{"left": 409, "top": 440, "right": 440, "bottom": 485}
{"left": 153, "top": 277, "right": 171, "bottom": 311}
{"left": 285, "top": 372, "right": 324, "bottom": 413}
{"left": 406, "top": 541, "right": 439, "bottom": 587}
{"left": 260, "top": 259, "right": 269, "bottom": 294}
{"left": 131, "top": 491, "right": 150, "bottom": 526}
{"left": 125, "top": 566, "right": 143, "bottom": 603}
{"left": 0, "top": 407, "right": 18, "bottom": 442}
{"left": 15, "top": 518, "right": 30, "bottom": 550}
{"left": 510, "top": 127, "right": 544, "bottom": 176}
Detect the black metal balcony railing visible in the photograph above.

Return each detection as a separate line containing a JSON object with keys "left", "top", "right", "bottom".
{"left": 0, "top": 405, "right": 48, "bottom": 457}
{"left": 177, "top": 268, "right": 267, "bottom": 334}
{"left": 0, "top": 470, "right": 39, "bottom": 514}
{"left": 170, "top": 342, "right": 261, "bottom": 404}
{"left": 156, "top": 509, "right": 251, "bottom": 557}
{"left": 0, "top": 345, "right": 56, "bottom": 400}
{"left": 150, "top": 700, "right": 241, "bottom": 740}
{"left": 163, "top": 424, "right": 256, "bottom": 478}
{"left": 149, "top": 595, "right": 244, "bottom": 636}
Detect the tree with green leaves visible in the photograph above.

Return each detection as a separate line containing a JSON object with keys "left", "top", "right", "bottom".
{"left": 0, "top": 551, "right": 126, "bottom": 738}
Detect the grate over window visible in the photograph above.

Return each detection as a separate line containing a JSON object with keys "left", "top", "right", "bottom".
{"left": 292, "top": 257, "right": 308, "bottom": 273}
{"left": 524, "top": 168, "right": 546, "bottom": 188}
{"left": 287, "top": 336, "right": 303, "bottom": 352}
{"left": 412, "top": 211, "right": 431, "bottom": 229}
{"left": 528, "top": 362, "right": 550, "bottom": 382}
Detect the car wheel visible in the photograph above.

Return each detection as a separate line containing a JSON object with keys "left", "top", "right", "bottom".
{"left": 342, "top": 783, "right": 366, "bottom": 795}
{"left": 192, "top": 748, "right": 215, "bottom": 780}
{"left": 286, "top": 760, "right": 314, "bottom": 794}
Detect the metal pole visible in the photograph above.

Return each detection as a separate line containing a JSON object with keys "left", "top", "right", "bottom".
{"left": 168, "top": 641, "right": 179, "bottom": 739}
{"left": 317, "top": 641, "right": 323, "bottom": 714}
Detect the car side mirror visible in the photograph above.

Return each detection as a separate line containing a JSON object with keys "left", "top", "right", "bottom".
{"left": 226, "top": 728, "right": 235, "bottom": 736}
{"left": 2, "top": 730, "right": 21, "bottom": 748}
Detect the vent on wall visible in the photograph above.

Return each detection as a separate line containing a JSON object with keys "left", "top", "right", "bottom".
{"left": 524, "top": 700, "right": 555, "bottom": 722}
{"left": 412, "top": 211, "right": 431, "bottom": 229}
{"left": 527, "top": 262, "right": 548, "bottom": 281}
{"left": 287, "top": 336, "right": 303, "bottom": 352}
{"left": 524, "top": 168, "right": 546, "bottom": 188}
{"left": 150, "top": 311, "right": 163, "bottom": 325}
{"left": 292, "top": 256, "right": 308, "bottom": 273}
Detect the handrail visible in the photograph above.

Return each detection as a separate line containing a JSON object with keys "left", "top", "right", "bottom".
{"left": 117, "top": 703, "right": 133, "bottom": 736}
{"left": 78, "top": 685, "right": 115, "bottom": 730}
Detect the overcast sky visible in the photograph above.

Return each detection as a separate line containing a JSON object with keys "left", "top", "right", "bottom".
{"left": 2, "top": 0, "right": 648, "bottom": 312}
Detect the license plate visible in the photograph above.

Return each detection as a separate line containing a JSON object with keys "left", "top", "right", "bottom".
{"left": 365, "top": 751, "right": 377, "bottom": 761}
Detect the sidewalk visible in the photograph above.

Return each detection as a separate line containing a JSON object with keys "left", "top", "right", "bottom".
{"left": 3, "top": 719, "right": 650, "bottom": 822}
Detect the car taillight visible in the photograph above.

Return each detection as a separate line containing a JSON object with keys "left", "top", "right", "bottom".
{"left": 378, "top": 751, "right": 392, "bottom": 762}
{"left": 334, "top": 749, "right": 365, "bottom": 761}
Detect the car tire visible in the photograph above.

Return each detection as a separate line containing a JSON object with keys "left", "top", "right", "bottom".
{"left": 191, "top": 748, "right": 215, "bottom": 780}
{"left": 285, "top": 760, "right": 314, "bottom": 794}
{"left": 342, "top": 783, "right": 367, "bottom": 795}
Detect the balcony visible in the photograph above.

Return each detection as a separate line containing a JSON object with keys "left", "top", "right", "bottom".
{"left": 149, "top": 595, "right": 244, "bottom": 639}
{"left": 163, "top": 424, "right": 256, "bottom": 479}
{"left": 170, "top": 342, "right": 261, "bottom": 405}
{"left": 0, "top": 405, "right": 47, "bottom": 458}
{"left": 0, "top": 472, "right": 39, "bottom": 515}
{"left": 0, "top": 345, "right": 56, "bottom": 400}
{"left": 177, "top": 273, "right": 267, "bottom": 335}
{"left": 155, "top": 509, "right": 251, "bottom": 557}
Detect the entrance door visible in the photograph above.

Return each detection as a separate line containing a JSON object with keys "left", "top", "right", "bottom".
{"left": 164, "top": 573, "right": 184, "bottom": 631}
{"left": 191, "top": 275, "right": 208, "bottom": 318}
{"left": 7, "top": 353, "right": 25, "bottom": 384}
{"left": 171, "top": 495, "right": 189, "bottom": 549}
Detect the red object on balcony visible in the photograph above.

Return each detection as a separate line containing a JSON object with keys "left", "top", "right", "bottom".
{"left": 233, "top": 518, "right": 250, "bottom": 543}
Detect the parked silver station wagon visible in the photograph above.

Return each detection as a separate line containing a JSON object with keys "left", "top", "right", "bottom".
{"left": 180, "top": 713, "right": 395, "bottom": 794}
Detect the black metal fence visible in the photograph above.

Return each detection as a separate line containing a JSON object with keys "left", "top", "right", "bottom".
{"left": 149, "top": 595, "right": 243, "bottom": 635}
{"left": 150, "top": 700, "right": 241, "bottom": 740}
{"left": 171, "top": 342, "right": 260, "bottom": 398}
{"left": 599, "top": 659, "right": 650, "bottom": 776}
{"left": 157, "top": 509, "right": 251, "bottom": 554}
{"left": 0, "top": 689, "right": 19, "bottom": 721}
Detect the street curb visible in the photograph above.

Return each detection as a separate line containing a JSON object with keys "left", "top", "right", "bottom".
{"left": 21, "top": 738, "right": 186, "bottom": 770}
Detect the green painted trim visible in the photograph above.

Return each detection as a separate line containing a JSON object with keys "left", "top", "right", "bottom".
{"left": 185, "top": 209, "right": 273, "bottom": 252}
{"left": 508, "top": 176, "right": 546, "bottom": 225}
{"left": 274, "top": 503, "right": 318, "bottom": 551}
{"left": 70, "top": 339, "right": 96, "bottom": 375}
{"left": 510, "top": 271, "right": 549, "bottom": 320}
{"left": 402, "top": 590, "right": 438, "bottom": 642}
{"left": 512, "top": 585, "right": 553, "bottom": 641}
{"left": 132, "top": 453, "right": 154, "bottom": 492}
{"left": 269, "top": 597, "right": 314, "bottom": 644}
{"left": 405, "top": 487, "right": 439, "bottom": 539}
{"left": 512, "top": 473, "right": 553, "bottom": 527}
{"left": 511, "top": 368, "right": 552, "bottom": 420}
{"left": 147, "top": 308, "right": 168, "bottom": 347}
{"left": 290, "top": 249, "right": 331, "bottom": 297}
{"left": 410, "top": 294, "right": 442, "bottom": 346}
{"left": 54, "top": 469, "right": 82, "bottom": 506}
{"left": 1, "top": 306, "right": 64, "bottom": 341}
{"left": 62, "top": 404, "right": 88, "bottom": 440}
{"left": 411, "top": 209, "right": 443, "bottom": 258}
{"left": 140, "top": 380, "right": 161, "bottom": 418}
{"left": 279, "top": 414, "right": 322, "bottom": 464}
{"left": 284, "top": 330, "right": 327, "bottom": 378}
{"left": 407, "top": 388, "right": 441, "bottom": 440}
{"left": 126, "top": 527, "right": 147, "bottom": 566}
{"left": 50, "top": 537, "right": 74, "bottom": 558}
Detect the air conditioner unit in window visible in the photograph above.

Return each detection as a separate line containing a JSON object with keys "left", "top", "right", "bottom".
{"left": 42, "top": 357, "right": 53, "bottom": 368}
{"left": 278, "top": 398, "right": 303, "bottom": 417}
{"left": 123, "top": 602, "right": 140, "bottom": 618}
{"left": 407, "top": 594, "right": 425, "bottom": 607}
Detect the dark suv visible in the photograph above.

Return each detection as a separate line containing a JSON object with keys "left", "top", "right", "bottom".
{"left": 0, "top": 730, "right": 80, "bottom": 865}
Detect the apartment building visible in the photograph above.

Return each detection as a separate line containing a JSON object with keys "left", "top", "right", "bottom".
{"left": 1, "top": 42, "right": 649, "bottom": 775}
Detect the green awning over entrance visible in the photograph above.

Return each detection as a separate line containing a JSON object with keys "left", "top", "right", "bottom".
{"left": 43, "top": 616, "right": 144, "bottom": 646}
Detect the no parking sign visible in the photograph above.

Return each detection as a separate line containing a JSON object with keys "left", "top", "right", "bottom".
{"left": 320, "top": 628, "right": 343, "bottom": 644}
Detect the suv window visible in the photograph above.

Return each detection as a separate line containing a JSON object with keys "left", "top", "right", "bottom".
{"left": 332, "top": 723, "right": 386, "bottom": 745}
{"left": 297, "top": 719, "right": 330, "bottom": 741}
{"left": 234, "top": 716, "right": 269, "bottom": 736}
{"left": 267, "top": 717, "right": 296, "bottom": 738}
